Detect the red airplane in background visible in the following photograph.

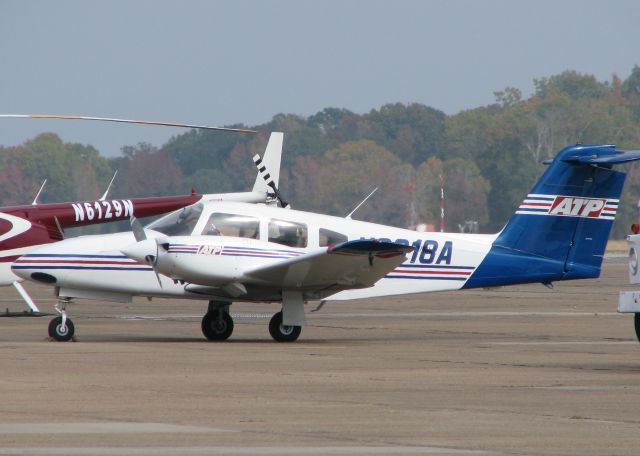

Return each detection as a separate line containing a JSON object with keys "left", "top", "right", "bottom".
{"left": 0, "top": 114, "right": 276, "bottom": 312}
{"left": 0, "top": 192, "right": 200, "bottom": 308}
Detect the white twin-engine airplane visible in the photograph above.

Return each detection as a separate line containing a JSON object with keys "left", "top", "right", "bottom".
{"left": 11, "top": 144, "right": 640, "bottom": 342}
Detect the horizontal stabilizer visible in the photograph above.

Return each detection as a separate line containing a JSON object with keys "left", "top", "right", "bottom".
{"left": 561, "top": 145, "right": 640, "bottom": 165}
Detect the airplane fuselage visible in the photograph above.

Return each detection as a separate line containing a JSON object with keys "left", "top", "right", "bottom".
{"left": 12, "top": 202, "right": 497, "bottom": 303}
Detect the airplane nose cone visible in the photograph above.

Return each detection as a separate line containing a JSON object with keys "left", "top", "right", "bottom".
{"left": 121, "top": 239, "right": 157, "bottom": 264}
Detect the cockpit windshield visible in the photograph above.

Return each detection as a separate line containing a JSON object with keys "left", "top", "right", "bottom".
{"left": 146, "top": 203, "right": 204, "bottom": 236}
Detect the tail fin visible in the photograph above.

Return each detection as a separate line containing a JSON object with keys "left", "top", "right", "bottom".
{"left": 464, "top": 144, "right": 640, "bottom": 288}
{"left": 252, "top": 132, "right": 283, "bottom": 194}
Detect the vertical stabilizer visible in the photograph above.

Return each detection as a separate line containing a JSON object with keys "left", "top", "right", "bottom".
{"left": 464, "top": 144, "right": 640, "bottom": 289}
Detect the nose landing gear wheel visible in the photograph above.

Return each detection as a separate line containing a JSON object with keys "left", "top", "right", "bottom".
{"left": 48, "top": 316, "right": 74, "bottom": 342}
{"left": 269, "top": 311, "right": 301, "bottom": 342}
{"left": 201, "top": 310, "right": 234, "bottom": 341}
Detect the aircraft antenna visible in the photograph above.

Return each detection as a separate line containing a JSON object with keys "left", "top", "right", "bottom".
{"left": 31, "top": 179, "right": 47, "bottom": 205}
{"left": 99, "top": 171, "right": 118, "bottom": 201}
{"left": 346, "top": 187, "right": 378, "bottom": 220}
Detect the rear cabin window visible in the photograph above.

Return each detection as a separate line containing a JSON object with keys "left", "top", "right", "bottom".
{"left": 202, "top": 213, "right": 259, "bottom": 239}
{"left": 319, "top": 228, "right": 347, "bottom": 247}
{"left": 268, "top": 219, "right": 307, "bottom": 248}
{"left": 147, "top": 203, "right": 203, "bottom": 236}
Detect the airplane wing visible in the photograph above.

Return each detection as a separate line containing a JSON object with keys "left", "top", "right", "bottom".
{"left": 245, "top": 240, "right": 414, "bottom": 291}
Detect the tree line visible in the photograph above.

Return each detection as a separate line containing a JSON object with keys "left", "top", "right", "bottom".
{"left": 1, "top": 66, "right": 639, "bottom": 238}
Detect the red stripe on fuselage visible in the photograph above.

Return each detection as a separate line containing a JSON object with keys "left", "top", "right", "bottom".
{"left": 521, "top": 202, "right": 552, "bottom": 207}
{"left": 393, "top": 269, "right": 472, "bottom": 276}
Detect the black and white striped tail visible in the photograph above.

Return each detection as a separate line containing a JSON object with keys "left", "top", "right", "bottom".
{"left": 253, "top": 154, "right": 289, "bottom": 208}
{"left": 253, "top": 154, "right": 275, "bottom": 188}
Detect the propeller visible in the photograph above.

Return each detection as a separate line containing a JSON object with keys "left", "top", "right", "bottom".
{"left": 131, "top": 216, "right": 147, "bottom": 242}
{"left": 0, "top": 114, "right": 257, "bottom": 134}
{"left": 253, "top": 153, "right": 289, "bottom": 208}
{"left": 129, "top": 217, "right": 165, "bottom": 288}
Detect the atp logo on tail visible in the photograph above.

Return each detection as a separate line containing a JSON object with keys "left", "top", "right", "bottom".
{"left": 549, "top": 196, "right": 605, "bottom": 217}
{"left": 516, "top": 194, "right": 618, "bottom": 220}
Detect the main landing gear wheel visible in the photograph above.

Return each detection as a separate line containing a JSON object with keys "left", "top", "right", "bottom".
{"left": 48, "top": 316, "right": 74, "bottom": 342}
{"left": 269, "top": 311, "right": 301, "bottom": 342}
{"left": 201, "top": 310, "right": 234, "bottom": 341}
{"left": 634, "top": 313, "right": 640, "bottom": 343}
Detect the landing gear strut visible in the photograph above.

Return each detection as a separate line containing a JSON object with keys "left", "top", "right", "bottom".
{"left": 269, "top": 311, "right": 301, "bottom": 342}
{"left": 49, "top": 297, "right": 74, "bottom": 341}
{"left": 201, "top": 301, "right": 234, "bottom": 341}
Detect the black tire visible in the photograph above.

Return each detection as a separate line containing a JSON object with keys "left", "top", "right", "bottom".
{"left": 634, "top": 313, "right": 640, "bottom": 343}
{"left": 268, "top": 311, "right": 301, "bottom": 342}
{"left": 201, "top": 310, "right": 234, "bottom": 341}
{"left": 48, "top": 316, "right": 74, "bottom": 342}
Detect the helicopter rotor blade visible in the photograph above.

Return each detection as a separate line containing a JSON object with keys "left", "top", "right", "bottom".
{"left": 0, "top": 114, "right": 257, "bottom": 134}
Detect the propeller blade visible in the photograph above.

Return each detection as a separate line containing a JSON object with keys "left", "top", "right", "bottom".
{"left": 153, "top": 270, "right": 163, "bottom": 288}
{"left": 152, "top": 238, "right": 163, "bottom": 289}
{"left": 121, "top": 234, "right": 172, "bottom": 290}
{"left": 0, "top": 114, "right": 257, "bottom": 134}
{"left": 130, "top": 217, "right": 146, "bottom": 242}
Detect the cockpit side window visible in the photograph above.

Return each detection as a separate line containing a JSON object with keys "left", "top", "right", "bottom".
{"left": 319, "top": 228, "right": 347, "bottom": 247}
{"left": 268, "top": 219, "right": 307, "bottom": 248}
{"left": 202, "top": 213, "right": 259, "bottom": 239}
{"left": 146, "top": 203, "right": 203, "bottom": 236}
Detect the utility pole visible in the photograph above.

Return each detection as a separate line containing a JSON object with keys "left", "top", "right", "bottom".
{"left": 439, "top": 174, "right": 445, "bottom": 232}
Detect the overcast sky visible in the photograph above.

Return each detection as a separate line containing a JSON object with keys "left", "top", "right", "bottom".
{"left": 0, "top": 0, "right": 638, "bottom": 156}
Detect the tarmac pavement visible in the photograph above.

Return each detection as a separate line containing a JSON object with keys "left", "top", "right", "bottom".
{"left": 0, "top": 261, "right": 638, "bottom": 455}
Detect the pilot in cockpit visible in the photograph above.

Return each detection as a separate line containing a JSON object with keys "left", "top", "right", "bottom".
{"left": 205, "top": 221, "right": 221, "bottom": 236}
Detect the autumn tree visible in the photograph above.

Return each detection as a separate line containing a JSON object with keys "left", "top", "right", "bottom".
{"left": 534, "top": 70, "right": 610, "bottom": 100}
{"left": 0, "top": 147, "right": 39, "bottom": 205}
{"left": 365, "top": 103, "right": 447, "bottom": 166}
{"left": 112, "top": 143, "right": 184, "bottom": 198}
{"left": 16, "top": 133, "right": 113, "bottom": 203}
{"left": 415, "top": 157, "right": 490, "bottom": 231}
{"left": 314, "top": 140, "right": 410, "bottom": 227}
